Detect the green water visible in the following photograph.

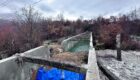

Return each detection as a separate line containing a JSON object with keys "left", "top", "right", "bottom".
{"left": 68, "top": 40, "right": 89, "bottom": 52}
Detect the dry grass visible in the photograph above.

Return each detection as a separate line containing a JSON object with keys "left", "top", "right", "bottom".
{"left": 48, "top": 42, "right": 88, "bottom": 65}
{"left": 51, "top": 52, "right": 88, "bottom": 65}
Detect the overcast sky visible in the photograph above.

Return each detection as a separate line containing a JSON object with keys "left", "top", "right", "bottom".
{"left": 0, "top": 0, "right": 140, "bottom": 20}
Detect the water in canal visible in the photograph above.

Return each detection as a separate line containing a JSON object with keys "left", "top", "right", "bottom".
{"left": 68, "top": 40, "right": 89, "bottom": 52}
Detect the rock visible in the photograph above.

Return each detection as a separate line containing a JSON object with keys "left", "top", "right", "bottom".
{"left": 49, "top": 43, "right": 63, "bottom": 57}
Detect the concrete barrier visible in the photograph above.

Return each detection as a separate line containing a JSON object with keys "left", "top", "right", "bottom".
{"left": 61, "top": 32, "right": 90, "bottom": 51}
{"left": 86, "top": 32, "right": 100, "bottom": 80}
{"left": 0, "top": 56, "right": 19, "bottom": 80}
{"left": 97, "top": 59, "right": 121, "bottom": 80}
{"left": 21, "top": 45, "right": 50, "bottom": 59}
{"left": 0, "top": 45, "right": 50, "bottom": 80}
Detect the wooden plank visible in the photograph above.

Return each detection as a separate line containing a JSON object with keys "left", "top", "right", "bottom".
{"left": 20, "top": 55, "right": 87, "bottom": 74}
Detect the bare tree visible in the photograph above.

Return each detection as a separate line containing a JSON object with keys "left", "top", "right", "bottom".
{"left": 56, "top": 13, "right": 64, "bottom": 21}
{"left": 15, "top": 6, "right": 42, "bottom": 51}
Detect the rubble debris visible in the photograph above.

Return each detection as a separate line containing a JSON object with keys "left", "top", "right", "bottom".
{"left": 49, "top": 43, "right": 63, "bottom": 57}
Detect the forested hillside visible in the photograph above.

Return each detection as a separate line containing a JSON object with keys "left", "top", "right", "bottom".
{"left": 0, "top": 6, "right": 140, "bottom": 58}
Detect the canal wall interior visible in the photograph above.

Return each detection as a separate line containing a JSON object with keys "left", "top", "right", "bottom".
{"left": 61, "top": 32, "right": 90, "bottom": 51}
{"left": 0, "top": 46, "right": 50, "bottom": 80}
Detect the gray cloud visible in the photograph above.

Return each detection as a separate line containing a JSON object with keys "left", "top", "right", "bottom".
{"left": 38, "top": 4, "right": 53, "bottom": 12}
{"left": 0, "top": 0, "right": 140, "bottom": 20}
{"left": 0, "top": 13, "right": 15, "bottom": 20}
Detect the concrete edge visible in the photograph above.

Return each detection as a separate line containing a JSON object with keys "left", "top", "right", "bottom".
{"left": 97, "top": 59, "right": 121, "bottom": 80}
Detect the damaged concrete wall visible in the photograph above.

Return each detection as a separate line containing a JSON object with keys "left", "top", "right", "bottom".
{"left": 0, "top": 56, "right": 19, "bottom": 80}
{"left": 0, "top": 45, "right": 50, "bottom": 80}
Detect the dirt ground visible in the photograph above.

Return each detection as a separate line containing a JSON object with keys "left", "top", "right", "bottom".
{"left": 97, "top": 50, "right": 140, "bottom": 80}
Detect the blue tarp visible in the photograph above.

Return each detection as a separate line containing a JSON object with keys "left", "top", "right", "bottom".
{"left": 36, "top": 67, "right": 85, "bottom": 80}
